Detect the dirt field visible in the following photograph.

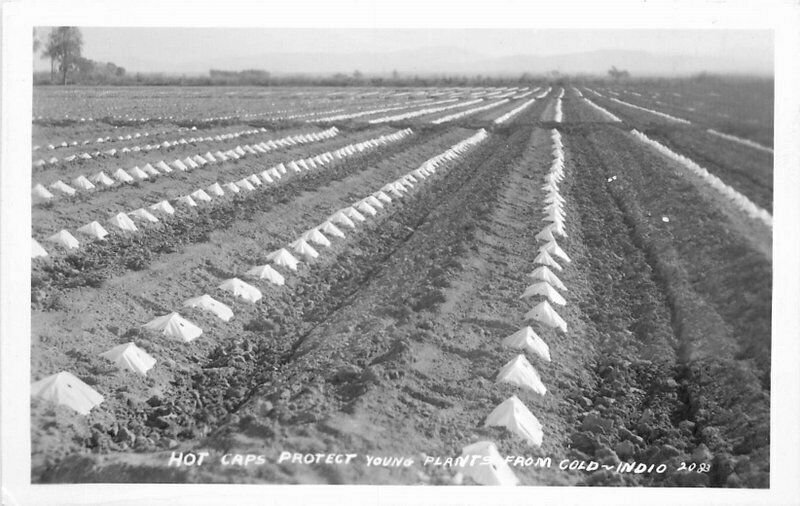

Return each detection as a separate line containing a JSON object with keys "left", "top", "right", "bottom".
{"left": 30, "top": 83, "right": 772, "bottom": 487}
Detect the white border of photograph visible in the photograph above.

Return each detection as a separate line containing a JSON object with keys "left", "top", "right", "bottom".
{"left": 3, "top": 0, "right": 799, "bottom": 505}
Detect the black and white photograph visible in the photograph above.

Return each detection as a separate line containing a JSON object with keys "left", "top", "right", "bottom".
{"left": 2, "top": 1, "right": 799, "bottom": 505}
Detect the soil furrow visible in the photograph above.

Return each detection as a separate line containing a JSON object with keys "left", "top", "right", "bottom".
{"left": 565, "top": 125, "right": 770, "bottom": 487}
{"left": 558, "top": 126, "right": 688, "bottom": 486}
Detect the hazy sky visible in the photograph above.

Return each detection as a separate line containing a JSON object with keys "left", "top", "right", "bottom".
{"left": 33, "top": 27, "right": 773, "bottom": 75}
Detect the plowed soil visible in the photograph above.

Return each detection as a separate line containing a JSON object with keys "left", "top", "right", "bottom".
{"left": 30, "top": 87, "right": 771, "bottom": 488}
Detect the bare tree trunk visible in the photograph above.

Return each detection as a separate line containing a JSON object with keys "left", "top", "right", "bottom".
{"left": 62, "top": 61, "right": 68, "bottom": 85}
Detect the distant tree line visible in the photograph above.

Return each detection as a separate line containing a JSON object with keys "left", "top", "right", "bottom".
{"left": 34, "top": 67, "right": 553, "bottom": 88}
{"left": 34, "top": 67, "right": 771, "bottom": 88}
{"left": 208, "top": 69, "right": 272, "bottom": 85}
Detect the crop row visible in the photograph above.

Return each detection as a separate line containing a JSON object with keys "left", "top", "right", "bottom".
{"left": 32, "top": 128, "right": 340, "bottom": 202}
{"left": 32, "top": 129, "right": 413, "bottom": 256}
{"left": 309, "top": 98, "right": 444, "bottom": 122}
{"left": 271, "top": 107, "right": 348, "bottom": 121}
{"left": 553, "top": 88, "right": 565, "bottom": 123}
{"left": 460, "top": 128, "right": 573, "bottom": 486}
{"left": 368, "top": 98, "right": 484, "bottom": 124}
{"left": 431, "top": 98, "right": 512, "bottom": 125}
{"left": 32, "top": 125, "right": 310, "bottom": 168}
{"left": 581, "top": 98, "right": 622, "bottom": 122}
{"left": 510, "top": 90, "right": 534, "bottom": 99}
{"left": 493, "top": 98, "right": 538, "bottom": 125}
{"left": 32, "top": 92, "right": 404, "bottom": 127}
{"left": 631, "top": 129, "right": 772, "bottom": 227}
{"left": 32, "top": 87, "right": 527, "bottom": 130}
{"left": 705, "top": 129, "right": 773, "bottom": 154}
{"left": 608, "top": 97, "right": 692, "bottom": 124}
{"left": 33, "top": 126, "right": 184, "bottom": 153}
{"left": 592, "top": 89, "right": 774, "bottom": 157}
{"left": 32, "top": 109, "right": 278, "bottom": 128}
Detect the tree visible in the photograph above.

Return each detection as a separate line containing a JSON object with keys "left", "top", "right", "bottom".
{"left": 44, "top": 27, "right": 83, "bottom": 85}
{"left": 608, "top": 65, "right": 630, "bottom": 81}
{"left": 75, "top": 56, "right": 95, "bottom": 75}
{"left": 33, "top": 28, "right": 41, "bottom": 53}
{"left": 40, "top": 30, "right": 56, "bottom": 81}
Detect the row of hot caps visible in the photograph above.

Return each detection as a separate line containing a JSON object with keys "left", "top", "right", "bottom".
{"left": 32, "top": 110, "right": 273, "bottom": 126}
{"left": 374, "top": 92, "right": 520, "bottom": 125}
{"left": 29, "top": 129, "right": 491, "bottom": 416}
{"left": 35, "top": 104, "right": 397, "bottom": 159}
{"left": 266, "top": 97, "right": 433, "bottom": 122}
{"left": 31, "top": 129, "right": 412, "bottom": 257}
{"left": 36, "top": 88, "right": 441, "bottom": 131}
{"left": 33, "top": 108, "right": 346, "bottom": 152}
{"left": 461, "top": 128, "right": 570, "bottom": 487}
{"left": 310, "top": 97, "right": 446, "bottom": 122}
{"left": 278, "top": 107, "right": 347, "bottom": 121}
{"left": 609, "top": 97, "right": 690, "bottom": 124}
{"left": 491, "top": 87, "right": 552, "bottom": 125}
{"left": 631, "top": 129, "right": 773, "bottom": 228}
{"left": 276, "top": 91, "right": 463, "bottom": 122}
{"left": 430, "top": 98, "right": 511, "bottom": 125}
{"left": 582, "top": 98, "right": 622, "bottom": 122}
{"left": 367, "top": 98, "right": 483, "bottom": 124}
{"left": 509, "top": 90, "right": 535, "bottom": 100}
{"left": 491, "top": 87, "right": 553, "bottom": 126}
{"left": 34, "top": 126, "right": 188, "bottom": 151}
{"left": 553, "top": 88, "right": 565, "bottom": 123}
{"left": 33, "top": 125, "right": 276, "bottom": 166}
{"left": 31, "top": 88, "right": 511, "bottom": 128}
{"left": 32, "top": 127, "right": 340, "bottom": 198}
{"left": 317, "top": 87, "right": 525, "bottom": 124}
{"left": 493, "top": 98, "right": 537, "bottom": 125}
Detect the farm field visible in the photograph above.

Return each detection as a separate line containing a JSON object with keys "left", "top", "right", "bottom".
{"left": 29, "top": 81, "right": 772, "bottom": 487}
